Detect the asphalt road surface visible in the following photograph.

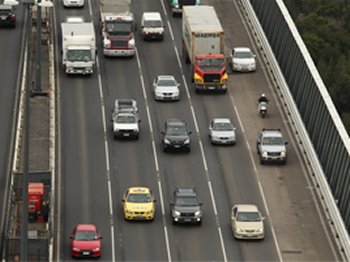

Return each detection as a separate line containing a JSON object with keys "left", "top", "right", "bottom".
{"left": 53, "top": 0, "right": 339, "bottom": 261}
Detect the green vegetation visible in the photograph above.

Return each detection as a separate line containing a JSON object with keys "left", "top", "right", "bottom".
{"left": 284, "top": 0, "right": 350, "bottom": 133}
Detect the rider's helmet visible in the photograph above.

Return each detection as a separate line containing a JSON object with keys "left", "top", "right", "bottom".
{"left": 261, "top": 93, "right": 266, "bottom": 97}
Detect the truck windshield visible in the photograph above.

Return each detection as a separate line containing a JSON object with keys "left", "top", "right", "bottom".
{"left": 197, "top": 58, "right": 225, "bottom": 71}
{"left": 105, "top": 21, "right": 133, "bottom": 36}
{"left": 67, "top": 50, "right": 92, "bottom": 62}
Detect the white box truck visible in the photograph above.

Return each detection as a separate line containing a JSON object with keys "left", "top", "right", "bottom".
{"left": 100, "top": 0, "right": 135, "bottom": 57}
{"left": 61, "top": 17, "right": 96, "bottom": 75}
{"left": 182, "top": 6, "right": 227, "bottom": 92}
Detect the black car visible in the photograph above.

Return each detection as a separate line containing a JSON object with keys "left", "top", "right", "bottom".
{"left": 0, "top": 5, "right": 16, "bottom": 28}
{"left": 161, "top": 119, "right": 192, "bottom": 152}
{"left": 171, "top": 187, "right": 202, "bottom": 225}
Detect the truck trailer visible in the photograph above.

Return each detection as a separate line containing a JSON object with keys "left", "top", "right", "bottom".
{"left": 182, "top": 5, "right": 228, "bottom": 92}
{"left": 100, "top": 0, "right": 135, "bottom": 57}
{"left": 61, "top": 17, "right": 96, "bottom": 75}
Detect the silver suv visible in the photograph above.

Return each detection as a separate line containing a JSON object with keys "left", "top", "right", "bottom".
{"left": 111, "top": 99, "right": 140, "bottom": 139}
{"left": 256, "top": 128, "right": 287, "bottom": 165}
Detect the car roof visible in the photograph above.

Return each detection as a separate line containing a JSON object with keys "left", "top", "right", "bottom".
{"left": 233, "top": 47, "right": 252, "bottom": 52}
{"left": 213, "top": 118, "right": 231, "bottom": 124}
{"left": 143, "top": 12, "right": 162, "bottom": 20}
{"left": 76, "top": 224, "right": 97, "bottom": 231}
{"left": 234, "top": 204, "right": 259, "bottom": 212}
{"left": 0, "top": 5, "right": 12, "bottom": 10}
{"left": 157, "top": 75, "right": 176, "bottom": 80}
{"left": 128, "top": 187, "right": 151, "bottom": 194}
{"left": 261, "top": 129, "right": 282, "bottom": 137}
{"left": 166, "top": 119, "right": 186, "bottom": 126}
{"left": 176, "top": 187, "right": 196, "bottom": 196}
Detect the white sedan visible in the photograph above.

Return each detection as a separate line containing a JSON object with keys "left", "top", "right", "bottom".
{"left": 63, "top": 0, "right": 84, "bottom": 7}
{"left": 153, "top": 75, "right": 180, "bottom": 101}
{"left": 209, "top": 118, "right": 236, "bottom": 145}
{"left": 230, "top": 47, "right": 256, "bottom": 72}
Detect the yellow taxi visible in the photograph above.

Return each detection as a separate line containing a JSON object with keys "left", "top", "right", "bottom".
{"left": 122, "top": 187, "right": 156, "bottom": 221}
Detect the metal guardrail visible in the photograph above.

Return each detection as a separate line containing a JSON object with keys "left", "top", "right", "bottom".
{"left": 238, "top": 0, "right": 350, "bottom": 260}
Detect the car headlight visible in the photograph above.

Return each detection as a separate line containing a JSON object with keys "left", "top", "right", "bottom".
{"left": 146, "top": 210, "right": 153, "bottom": 214}
{"left": 92, "top": 247, "right": 100, "bottom": 252}
{"left": 156, "top": 91, "right": 163, "bottom": 96}
{"left": 281, "top": 151, "right": 286, "bottom": 157}
{"left": 125, "top": 209, "right": 133, "bottom": 214}
{"left": 73, "top": 247, "right": 80, "bottom": 252}
{"left": 133, "top": 129, "right": 138, "bottom": 132}
{"left": 194, "top": 210, "right": 202, "bottom": 217}
{"left": 257, "top": 227, "right": 264, "bottom": 233}
{"left": 262, "top": 151, "right": 268, "bottom": 157}
{"left": 174, "top": 210, "right": 181, "bottom": 216}
{"left": 184, "top": 138, "right": 190, "bottom": 144}
{"left": 235, "top": 227, "right": 243, "bottom": 233}
{"left": 175, "top": 4, "right": 179, "bottom": 8}
{"left": 164, "top": 139, "right": 171, "bottom": 144}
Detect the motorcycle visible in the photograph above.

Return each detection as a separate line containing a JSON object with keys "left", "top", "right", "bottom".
{"left": 258, "top": 101, "right": 268, "bottom": 118}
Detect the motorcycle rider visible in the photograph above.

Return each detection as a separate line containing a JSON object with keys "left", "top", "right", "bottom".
{"left": 258, "top": 93, "right": 269, "bottom": 114}
{"left": 258, "top": 93, "right": 269, "bottom": 104}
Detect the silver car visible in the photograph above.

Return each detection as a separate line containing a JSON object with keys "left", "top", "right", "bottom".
{"left": 231, "top": 204, "right": 265, "bottom": 240}
{"left": 153, "top": 75, "right": 180, "bottom": 101}
{"left": 209, "top": 118, "right": 236, "bottom": 145}
{"left": 230, "top": 47, "right": 256, "bottom": 72}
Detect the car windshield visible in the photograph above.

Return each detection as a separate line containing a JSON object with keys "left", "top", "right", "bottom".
{"left": 67, "top": 50, "right": 92, "bottom": 62}
{"left": 144, "top": 20, "right": 162, "bottom": 27}
{"left": 127, "top": 193, "right": 152, "bottom": 203}
{"left": 157, "top": 79, "right": 177, "bottom": 87}
{"left": 105, "top": 21, "right": 133, "bottom": 36}
{"left": 116, "top": 115, "right": 136, "bottom": 123}
{"left": 237, "top": 212, "right": 261, "bottom": 222}
{"left": 176, "top": 196, "right": 199, "bottom": 206}
{"left": 75, "top": 231, "right": 98, "bottom": 241}
{"left": 213, "top": 122, "right": 233, "bottom": 131}
{"left": 262, "top": 136, "right": 284, "bottom": 145}
{"left": 234, "top": 51, "right": 253, "bottom": 59}
{"left": 167, "top": 125, "right": 186, "bottom": 136}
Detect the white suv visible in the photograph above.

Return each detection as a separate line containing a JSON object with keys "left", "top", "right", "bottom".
{"left": 141, "top": 12, "right": 165, "bottom": 40}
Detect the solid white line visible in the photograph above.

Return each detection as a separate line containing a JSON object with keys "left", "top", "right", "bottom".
{"left": 152, "top": 141, "right": 159, "bottom": 172}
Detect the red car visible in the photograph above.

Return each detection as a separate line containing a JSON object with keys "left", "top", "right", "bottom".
{"left": 70, "top": 224, "right": 102, "bottom": 258}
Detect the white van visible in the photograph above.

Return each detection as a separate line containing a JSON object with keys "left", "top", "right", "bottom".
{"left": 141, "top": 12, "right": 165, "bottom": 40}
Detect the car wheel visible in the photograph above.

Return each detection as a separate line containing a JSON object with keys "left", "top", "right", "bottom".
{"left": 163, "top": 146, "right": 167, "bottom": 153}
{"left": 135, "top": 134, "right": 139, "bottom": 140}
{"left": 186, "top": 147, "right": 191, "bottom": 153}
{"left": 197, "top": 220, "right": 202, "bottom": 226}
{"left": 260, "top": 158, "right": 265, "bottom": 165}
{"left": 172, "top": 220, "right": 176, "bottom": 225}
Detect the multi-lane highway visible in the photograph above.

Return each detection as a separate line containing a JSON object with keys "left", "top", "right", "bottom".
{"left": 51, "top": 0, "right": 340, "bottom": 261}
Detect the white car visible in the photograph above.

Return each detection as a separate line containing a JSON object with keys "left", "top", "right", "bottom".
{"left": 153, "top": 75, "right": 180, "bottom": 101}
{"left": 63, "top": 0, "right": 84, "bottom": 7}
{"left": 141, "top": 12, "right": 165, "bottom": 40}
{"left": 209, "top": 118, "right": 236, "bottom": 145}
{"left": 230, "top": 47, "right": 256, "bottom": 72}
{"left": 231, "top": 204, "right": 265, "bottom": 240}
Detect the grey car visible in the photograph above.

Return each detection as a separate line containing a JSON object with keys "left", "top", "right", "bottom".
{"left": 209, "top": 118, "right": 236, "bottom": 145}
{"left": 171, "top": 187, "right": 203, "bottom": 225}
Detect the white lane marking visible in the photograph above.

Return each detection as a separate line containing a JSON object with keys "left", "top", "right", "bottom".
{"left": 159, "top": 1, "right": 228, "bottom": 260}
{"left": 96, "top": 55, "right": 116, "bottom": 262}
{"left": 135, "top": 46, "right": 172, "bottom": 262}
